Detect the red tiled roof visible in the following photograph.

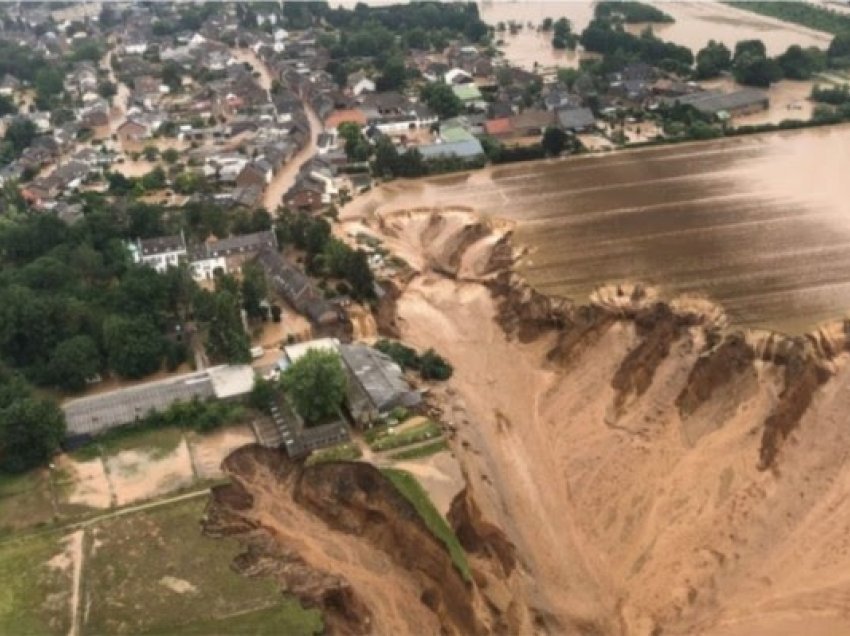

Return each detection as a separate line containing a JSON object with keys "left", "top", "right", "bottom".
{"left": 325, "top": 108, "right": 367, "bottom": 129}
{"left": 484, "top": 117, "right": 513, "bottom": 136}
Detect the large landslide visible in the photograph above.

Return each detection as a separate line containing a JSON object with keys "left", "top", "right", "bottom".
{"left": 362, "top": 208, "right": 850, "bottom": 635}
{"left": 203, "top": 446, "right": 534, "bottom": 635}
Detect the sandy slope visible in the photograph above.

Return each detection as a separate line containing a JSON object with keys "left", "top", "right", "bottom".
{"left": 356, "top": 209, "right": 850, "bottom": 635}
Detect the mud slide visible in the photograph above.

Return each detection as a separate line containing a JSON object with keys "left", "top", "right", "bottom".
{"left": 203, "top": 447, "right": 535, "bottom": 635}
{"left": 209, "top": 206, "right": 850, "bottom": 635}
{"left": 348, "top": 209, "right": 850, "bottom": 635}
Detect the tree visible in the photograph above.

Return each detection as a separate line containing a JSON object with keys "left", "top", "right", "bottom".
{"left": 3, "top": 118, "right": 36, "bottom": 154}
{"left": 777, "top": 45, "right": 825, "bottom": 80}
{"left": 420, "top": 82, "right": 463, "bottom": 119}
{"left": 140, "top": 166, "right": 167, "bottom": 191}
{"left": 142, "top": 145, "right": 159, "bottom": 162}
{"left": 204, "top": 289, "right": 251, "bottom": 363}
{"left": 241, "top": 262, "right": 267, "bottom": 320}
{"left": 695, "top": 40, "right": 732, "bottom": 79}
{"left": 734, "top": 39, "right": 767, "bottom": 62}
{"left": 372, "top": 136, "right": 401, "bottom": 178}
{"left": 48, "top": 335, "right": 100, "bottom": 392}
{"left": 552, "top": 18, "right": 577, "bottom": 50}
{"left": 103, "top": 315, "right": 164, "bottom": 378}
{"left": 733, "top": 52, "right": 783, "bottom": 87}
{"left": 34, "top": 67, "right": 64, "bottom": 110}
{"left": 98, "top": 80, "right": 117, "bottom": 101}
{"left": 162, "top": 148, "right": 180, "bottom": 164}
{"left": 541, "top": 126, "right": 568, "bottom": 156}
{"left": 376, "top": 56, "right": 407, "bottom": 91}
{"left": 281, "top": 349, "right": 347, "bottom": 425}
{"left": 419, "top": 349, "right": 453, "bottom": 381}
{"left": 0, "top": 94, "right": 16, "bottom": 117}
{"left": 827, "top": 31, "right": 850, "bottom": 61}
{"left": 0, "top": 396, "right": 65, "bottom": 473}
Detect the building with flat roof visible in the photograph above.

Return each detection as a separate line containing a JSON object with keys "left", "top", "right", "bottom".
{"left": 662, "top": 88, "right": 769, "bottom": 117}
{"left": 63, "top": 365, "right": 255, "bottom": 436}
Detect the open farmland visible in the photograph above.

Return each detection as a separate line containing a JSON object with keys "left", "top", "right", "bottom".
{"left": 350, "top": 125, "right": 850, "bottom": 333}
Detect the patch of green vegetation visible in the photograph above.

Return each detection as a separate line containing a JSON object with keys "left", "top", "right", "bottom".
{"left": 72, "top": 399, "right": 247, "bottom": 461}
{"left": 725, "top": 1, "right": 850, "bottom": 35}
{"left": 73, "top": 426, "right": 185, "bottom": 463}
{"left": 145, "top": 600, "right": 322, "bottom": 636}
{"left": 0, "top": 532, "right": 72, "bottom": 635}
{"left": 381, "top": 468, "right": 470, "bottom": 582}
{"left": 388, "top": 440, "right": 449, "bottom": 461}
{"left": 0, "top": 470, "right": 56, "bottom": 534}
{"left": 82, "top": 498, "right": 321, "bottom": 635}
{"left": 305, "top": 443, "right": 363, "bottom": 466}
{"left": 370, "top": 421, "right": 442, "bottom": 452}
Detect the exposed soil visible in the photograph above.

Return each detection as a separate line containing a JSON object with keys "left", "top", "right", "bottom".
{"left": 323, "top": 207, "right": 850, "bottom": 635}
{"left": 203, "top": 447, "right": 533, "bottom": 635}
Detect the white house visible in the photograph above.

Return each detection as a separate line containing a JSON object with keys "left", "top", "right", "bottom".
{"left": 129, "top": 233, "right": 188, "bottom": 273}
{"left": 444, "top": 68, "right": 474, "bottom": 85}
{"left": 348, "top": 72, "right": 376, "bottom": 97}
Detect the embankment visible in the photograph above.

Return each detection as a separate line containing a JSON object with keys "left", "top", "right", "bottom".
{"left": 359, "top": 207, "right": 850, "bottom": 635}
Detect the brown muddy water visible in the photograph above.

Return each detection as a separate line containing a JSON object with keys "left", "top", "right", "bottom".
{"left": 348, "top": 125, "right": 850, "bottom": 333}
{"left": 479, "top": 1, "right": 833, "bottom": 70}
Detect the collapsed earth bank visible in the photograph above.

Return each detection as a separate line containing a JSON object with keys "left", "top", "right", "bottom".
{"left": 208, "top": 209, "right": 850, "bottom": 635}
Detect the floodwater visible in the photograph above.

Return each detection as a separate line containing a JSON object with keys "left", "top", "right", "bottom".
{"left": 479, "top": 1, "right": 833, "bottom": 70}
{"left": 347, "top": 125, "right": 850, "bottom": 333}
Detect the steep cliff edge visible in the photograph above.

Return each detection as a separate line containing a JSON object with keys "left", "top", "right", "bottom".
{"left": 203, "top": 446, "right": 530, "bottom": 635}
{"left": 360, "top": 207, "right": 850, "bottom": 635}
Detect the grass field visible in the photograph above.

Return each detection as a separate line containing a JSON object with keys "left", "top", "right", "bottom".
{"left": 305, "top": 442, "right": 363, "bottom": 466}
{"left": 369, "top": 420, "right": 442, "bottom": 452}
{"left": 83, "top": 498, "right": 322, "bottom": 635}
{"left": 0, "top": 470, "right": 56, "bottom": 535}
{"left": 381, "top": 468, "right": 470, "bottom": 582}
{"left": 0, "top": 532, "right": 72, "bottom": 635}
{"left": 388, "top": 439, "right": 449, "bottom": 461}
{"left": 71, "top": 425, "right": 185, "bottom": 462}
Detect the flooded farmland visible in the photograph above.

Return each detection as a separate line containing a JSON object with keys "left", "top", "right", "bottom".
{"left": 347, "top": 126, "right": 850, "bottom": 333}
{"left": 479, "top": 1, "right": 833, "bottom": 70}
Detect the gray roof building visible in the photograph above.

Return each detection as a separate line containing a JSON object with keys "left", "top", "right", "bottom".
{"left": 556, "top": 106, "right": 596, "bottom": 132}
{"left": 339, "top": 344, "right": 421, "bottom": 427}
{"left": 63, "top": 365, "right": 255, "bottom": 436}
{"left": 662, "top": 88, "right": 769, "bottom": 116}
{"left": 255, "top": 247, "right": 340, "bottom": 326}
{"left": 417, "top": 138, "right": 485, "bottom": 161}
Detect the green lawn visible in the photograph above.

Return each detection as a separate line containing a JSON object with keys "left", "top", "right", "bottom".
{"left": 369, "top": 421, "right": 442, "bottom": 452}
{"left": 0, "top": 532, "right": 72, "bottom": 635}
{"left": 72, "top": 425, "right": 185, "bottom": 462}
{"left": 152, "top": 601, "right": 323, "bottom": 635}
{"left": 305, "top": 442, "right": 363, "bottom": 466}
{"left": 381, "top": 468, "right": 470, "bottom": 582}
{"left": 388, "top": 439, "right": 449, "bottom": 461}
{"left": 82, "top": 498, "right": 322, "bottom": 635}
{"left": 0, "top": 470, "right": 56, "bottom": 535}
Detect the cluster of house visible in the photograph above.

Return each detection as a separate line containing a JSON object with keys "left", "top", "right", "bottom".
{"left": 130, "top": 229, "right": 345, "bottom": 332}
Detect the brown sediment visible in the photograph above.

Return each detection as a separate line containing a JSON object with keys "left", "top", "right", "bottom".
{"left": 203, "top": 446, "right": 532, "bottom": 635}
{"left": 344, "top": 206, "right": 850, "bottom": 635}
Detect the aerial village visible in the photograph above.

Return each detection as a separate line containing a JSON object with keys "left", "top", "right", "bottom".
{"left": 0, "top": 0, "right": 848, "bottom": 518}
{"left": 2, "top": 1, "right": 850, "bottom": 631}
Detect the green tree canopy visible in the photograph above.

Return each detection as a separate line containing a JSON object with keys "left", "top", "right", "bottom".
{"left": 0, "top": 395, "right": 65, "bottom": 473}
{"left": 103, "top": 315, "right": 164, "bottom": 379}
{"left": 420, "top": 82, "right": 463, "bottom": 119}
{"left": 281, "top": 349, "right": 347, "bottom": 425}
{"left": 542, "top": 126, "right": 568, "bottom": 156}
{"left": 48, "top": 335, "right": 101, "bottom": 393}
{"left": 695, "top": 40, "right": 732, "bottom": 79}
